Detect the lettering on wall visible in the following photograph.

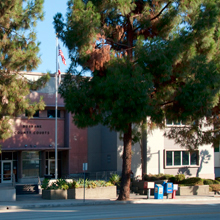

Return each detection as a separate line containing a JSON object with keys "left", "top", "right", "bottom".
{"left": 14, "top": 124, "right": 50, "bottom": 135}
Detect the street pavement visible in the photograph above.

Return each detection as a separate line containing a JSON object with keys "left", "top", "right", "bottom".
{"left": 1, "top": 193, "right": 220, "bottom": 210}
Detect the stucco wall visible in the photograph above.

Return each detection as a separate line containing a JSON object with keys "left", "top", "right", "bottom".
{"left": 116, "top": 133, "right": 142, "bottom": 178}
{"left": 147, "top": 128, "right": 164, "bottom": 175}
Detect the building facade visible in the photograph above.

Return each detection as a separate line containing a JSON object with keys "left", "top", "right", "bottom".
{"left": 0, "top": 72, "right": 216, "bottom": 185}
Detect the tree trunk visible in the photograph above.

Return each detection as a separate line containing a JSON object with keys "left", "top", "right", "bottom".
{"left": 141, "top": 118, "right": 147, "bottom": 180}
{"left": 117, "top": 123, "right": 132, "bottom": 201}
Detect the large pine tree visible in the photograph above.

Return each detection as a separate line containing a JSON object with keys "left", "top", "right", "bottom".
{"left": 0, "top": 0, "right": 50, "bottom": 140}
{"left": 54, "top": 0, "right": 220, "bottom": 200}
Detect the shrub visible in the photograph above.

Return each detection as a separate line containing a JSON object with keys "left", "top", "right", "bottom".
{"left": 213, "top": 180, "right": 220, "bottom": 184}
{"left": 169, "top": 177, "right": 176, "bottom": 183}
{"left": 161, "top": 174, "right": 174, "bottom": 180}
{"left": 143, "top": 174, "right": 174, "bottom": 181}
{"left": 181, "top": 177, "right": 203, "bottom": 186}
{"left": 175, "top": 174, "right": 185, "bottom": 183}
{"left": 144, "top": 175, "right": 158, "bottom": 181}
{"left": 203, "top": 179, "right": 220, "bottom": 185}
{"left": 203, "top": 179, "right": 214, "bottom": 185}
{"left": 215, "top": 177, "right": 220, "bottom": 181}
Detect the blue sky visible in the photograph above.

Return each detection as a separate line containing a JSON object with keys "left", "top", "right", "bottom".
{"left": 33, "top": 0, "right": 70, "bottom": 74}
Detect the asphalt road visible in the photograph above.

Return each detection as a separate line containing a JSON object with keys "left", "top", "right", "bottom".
{"left": 1, "top": 201, "right": 220, "bottom": 220}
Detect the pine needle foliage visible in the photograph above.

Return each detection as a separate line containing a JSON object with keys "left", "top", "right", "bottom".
{"left": 0, "top": 0, "right": 50, "bottom": 140}
{"left": 54, "top": 0, "right": 220, "bottom": 200}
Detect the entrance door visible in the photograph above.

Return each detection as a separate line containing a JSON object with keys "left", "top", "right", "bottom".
{"left": 48, "top": 159, "right": 55, "bottom": 178}
{"left": 1, "top": 161, "right": 12, "bottom": 183}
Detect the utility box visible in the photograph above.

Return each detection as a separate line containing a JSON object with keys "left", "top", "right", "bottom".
{"left": 154, "top": 184, "right": 163, "bottom": 199}
{"left": 164, "top": 182, "right": 173, "bottom": 194}
{"left": 144, "top": 182, "right": 155, "bottom": 189}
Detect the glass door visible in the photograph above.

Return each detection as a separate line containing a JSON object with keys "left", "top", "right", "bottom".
{"left": 1, "top": 161, "right": 12, "bottom": 183}
{"left": 48, "top": 159, "right": 55, "bottom": 178}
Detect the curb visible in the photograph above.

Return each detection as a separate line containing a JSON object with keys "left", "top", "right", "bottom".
{"left": 1, "top": 196, "right": 220, "bottom": 210}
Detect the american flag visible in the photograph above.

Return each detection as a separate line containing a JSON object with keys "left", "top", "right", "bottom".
{"left": 58, "top": 44, "right": 66, "bottom": 65}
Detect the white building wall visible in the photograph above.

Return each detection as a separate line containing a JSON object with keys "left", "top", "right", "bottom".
{"left": 197, "top": 145, "right": 215, "bottom": 179}
{"left": 146, "top": 128, "right": 164, "bottom": 175}
{"left": 116, "top": 133, "right": 142, "bottom": 177}
{"left": 116, "top": 126, "right": 215, "bottom": 179}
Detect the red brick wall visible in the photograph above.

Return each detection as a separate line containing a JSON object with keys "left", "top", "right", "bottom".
{"left": 68, "top": 114, "right": 88, "bottom": 173}
{"left": 1, "top": 118, "right": 64, "bottom": 149}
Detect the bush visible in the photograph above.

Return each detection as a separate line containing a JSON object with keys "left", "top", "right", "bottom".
{"left": 213, "top": 180, "right": 220, "bottom": 184}
{"left": 143, "top": 174, "right": 174, "bottom": 181}
{"left": 161, "top": 174, "right": 174, "bottom": 180}
{"left": 169, "top": 177, "right": 176, "bottom": 183}
{"left": 181, "top": 177, "right": 203, "bottom": 186}
{"left": 203, "top": 179, "right": 220, "bottom": 185}
{"left": 215, "top": 177, "right": 220, "bottom": 182}
{"left": 144, "top": 175, "right": 158, "bottom": 181}
{"left": 175, "top": 174, "right": 185, "bottom": 183}
{"left": 203, "top": 179, "right": 214, "bottom": 185}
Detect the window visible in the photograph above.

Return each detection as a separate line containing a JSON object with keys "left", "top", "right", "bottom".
{"left": 182, "top": 151, "right": 189, "bottom": 165}
{"left": 174, "top": 151, "right": 181, "bottom": 166}
{"left": 165, "top": 150, "right": 199, "bottom": 167}
{"left": 166, "top": 151, "right": 172, "bottom": 166}
{"left": 47, "top": 110, "right": 60, "bottom": 118}
{"left": 22, "top": 151, "right": 41, "bottom": 177}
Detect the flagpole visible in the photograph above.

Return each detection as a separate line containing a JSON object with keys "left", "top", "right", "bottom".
{"left": 55, "top": 35, "right": 58, "bottom": 180}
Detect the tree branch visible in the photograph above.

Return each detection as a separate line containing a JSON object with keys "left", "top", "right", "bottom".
{"left": 0, "top": 24, "right": 30, "bottom": 41}
{"left": 150, "top": 1, "right": 172, "bottom": 21}
{"left": 133, "top": 1, "right": 172, "bottom": 33}
{"left": 106, "top": 37, "right": 132, "bottom": 49}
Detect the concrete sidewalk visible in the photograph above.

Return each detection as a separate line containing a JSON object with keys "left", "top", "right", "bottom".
{"left": 1, "top": 193, "right": 220, "bottom": 210}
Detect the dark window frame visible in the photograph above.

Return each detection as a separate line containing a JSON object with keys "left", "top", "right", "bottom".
{"left": 47, "top": 110, "right": 60, "bottom": 118}
{"left": 165, "top": 150, "right": 199, "bottom": 168}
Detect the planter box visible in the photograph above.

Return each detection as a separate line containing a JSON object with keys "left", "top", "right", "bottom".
{"left": 42, "top": 189, "right": 67, "bottom": 200}
{"left": 68, "top": 186, "right": 117, "bottom": 199}
{"left": 176, "top": 185, "right": 209, "bottom": 196}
